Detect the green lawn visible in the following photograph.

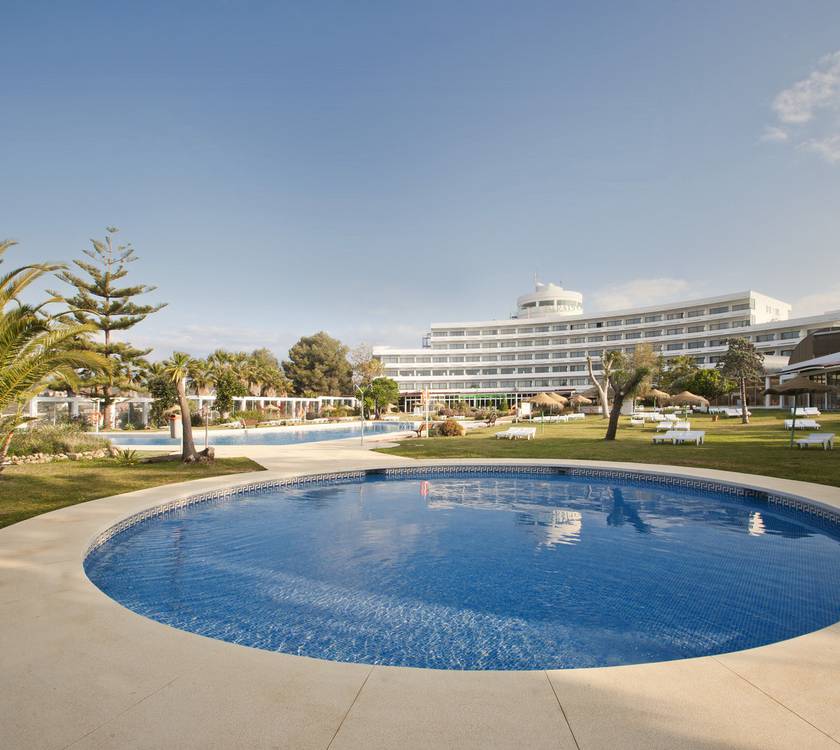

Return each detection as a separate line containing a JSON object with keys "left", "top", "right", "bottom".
{"left": 0, "top": 457, "right": 265, "bottom": 529}
{"left": 376, "top": 409, "right": 840, "bottom": 487}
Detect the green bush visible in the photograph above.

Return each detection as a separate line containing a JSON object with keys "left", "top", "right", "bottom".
{"left": 236, "top": 409, "right": 264, "bottom": 422}
{"left": 435, "top": 419, "right": 464, "bottom": 437}
{"left": 8, "top": 424, "right": 111, "bottom": 457}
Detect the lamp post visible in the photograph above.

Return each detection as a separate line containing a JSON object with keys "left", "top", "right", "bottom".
{"left": 356, "top": 384, "right": 368, "bottom": 445}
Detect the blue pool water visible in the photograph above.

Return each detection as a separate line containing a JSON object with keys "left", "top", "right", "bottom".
{"left": 105, "top": 422, "right": 412, "bottom": 446}
{"left": 85, "top": 470, "right": 840, "bottom": 670}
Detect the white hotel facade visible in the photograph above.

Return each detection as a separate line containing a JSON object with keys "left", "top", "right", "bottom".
{"left": 373, "top": 282, "right": 840, "bottom": 411}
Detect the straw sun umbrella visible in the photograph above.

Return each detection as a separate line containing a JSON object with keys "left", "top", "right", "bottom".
{"left": 549, "top": 393, "right": 569, "bottom": 407}
{"left": 569, "top": 393, "right": 592, "bottom": 412}
{"left": 764, "top": 376, "right": 836, "bottom": 447}
{"left": 669, "top": 391, "right": 709, "bottom": 408}
{"left": 529, "top": 393, "right": 558, "bottom": 422}
{"left": 647, "top": 388, "right": 671, "bottom": 407}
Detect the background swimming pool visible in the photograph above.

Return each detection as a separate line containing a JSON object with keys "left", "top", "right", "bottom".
{"left": 105, "top": 422, "right": 412, "bottom": 446}
{"left": 85, "top": 470, "right": 840, "bottom": 670}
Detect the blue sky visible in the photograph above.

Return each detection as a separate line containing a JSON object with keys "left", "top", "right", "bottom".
{"left": 4, "top": 1, "right": 840, "bottom": 358}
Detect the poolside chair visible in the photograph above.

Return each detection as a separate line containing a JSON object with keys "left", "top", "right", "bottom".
{"left": 674, "top": 431, "right": 705, "bottom": 445}
{"left": 652, "top": 431, "right": 679, "bottom": 444}
{"left": 629, "top": 417, "right": 645, "bottom": 427}
{"left": 794, "top": 433, "right": 834, "bottom": 450}
{"left": 784, "top": 419, "right": 821, "bottom": 430}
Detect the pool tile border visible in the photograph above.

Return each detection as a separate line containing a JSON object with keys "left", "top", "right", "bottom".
{"left": 85, "top": 464, "right": 840, "bottom": 558}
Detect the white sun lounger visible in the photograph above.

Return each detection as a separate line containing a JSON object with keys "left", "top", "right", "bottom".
{"left": 495, "top": 427, "right": 537, "bottom": 440}
{"left": 567, "top": 413, "right": 585, "bottom": 421}
{"left": 791, "top": 407, "right": 821, "bottom": 417}
{"left": 784, "top": 419, "right": 821, "bottom": 430}
{"left": 629, "top": 417, "right": 645, "bottom": 427}
{"left": 657, "top": 420, "right": 690, "bottom": 431}
{"left": 794, "top": 433, "right": 834, "bottom": 450}
{"left": 673, "top": 430, "right": 705, "bottom": 445}
{"left": 652, "top": 430, "right": 680, "bottom": 444}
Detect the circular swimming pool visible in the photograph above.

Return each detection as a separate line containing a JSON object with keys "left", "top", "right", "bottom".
{"left": 85, "top": 468, "right": 840, "bottom": 670}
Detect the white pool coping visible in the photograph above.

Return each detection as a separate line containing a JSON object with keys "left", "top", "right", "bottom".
{"left": 2, "top": 443, "right": 840, "bottom": 749}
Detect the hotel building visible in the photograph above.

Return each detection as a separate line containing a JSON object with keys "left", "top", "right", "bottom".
{"left": 373, "top": 282, "right": 840, "bottom": 411}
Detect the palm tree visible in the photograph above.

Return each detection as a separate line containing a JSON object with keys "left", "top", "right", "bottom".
{"left": 0, "top": 240, "right": 108, "bottom": 471}
{"left": 188, "top": 358, "right": 213, "bottom": 395}
{"left": 163, "top": 352, "right": 199, "bottom": 462}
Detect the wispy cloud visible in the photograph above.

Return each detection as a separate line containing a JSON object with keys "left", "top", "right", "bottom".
{"left": 589, "top": 278, "right": 704, "bottom": 312}
{"left": 763, "top": 51, "right": 840, "bottom": 164}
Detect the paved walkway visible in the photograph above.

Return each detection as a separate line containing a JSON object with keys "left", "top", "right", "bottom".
{"left": 1, "top": 439, "right": 839, "bottom": 749}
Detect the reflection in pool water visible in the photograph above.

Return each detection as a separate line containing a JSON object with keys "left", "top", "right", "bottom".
{"left": 85, "top": 471, "right": 840, "bottom": 670}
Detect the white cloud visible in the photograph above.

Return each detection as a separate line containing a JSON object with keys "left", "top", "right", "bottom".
{"left": 798, "top": 134, "right": 840, "bottom": 164}
{"left": 772, "top": 51, "right": 840, "bottom": 124}
{"left": 792, "top": 285, "right": 840, "bottom": 317}
{"left": 759, "top": 125, "right": 789, "bottom": 142}
{"left": 589, "top": 278, "right": 701, "bottom": 312}
{"left": 763, "top": 50, "right": 840, "bottom": 164}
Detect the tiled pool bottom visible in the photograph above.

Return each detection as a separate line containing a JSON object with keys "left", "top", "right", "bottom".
{"left": 84, "top": 468, "right": 840, "bottom": 670}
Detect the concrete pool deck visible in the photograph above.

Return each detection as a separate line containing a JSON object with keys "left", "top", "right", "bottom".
{"left": 2, "top": 439, "right": 840, "bottom": 749}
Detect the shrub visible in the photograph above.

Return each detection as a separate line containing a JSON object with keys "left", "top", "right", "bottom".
{"left": 236, "top": 409, "right": 264, "bottom": 422}
{"left": 115, "top": 449, "right": 140, "bottom": 466}
{"left": 8, "top": 423, "right": 111, "bottom": 457}
{"left": 435, "top": 419, "right": 464, "bottom": 437}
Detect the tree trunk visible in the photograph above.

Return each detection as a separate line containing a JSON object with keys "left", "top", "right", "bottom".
{"left": 604, "top": 393, "right": 626, "bottom": 440}
{"left": 0, "top": 428, "right": 15, "bottom": 476}
{"left": 586, "top": 356, "right": 610, "bottom": 418}
{"left": 177, "top": 380, "right": 199, "bottom": 461}
{"left": 740, "top": 378, "right": 749, "bottom": 424}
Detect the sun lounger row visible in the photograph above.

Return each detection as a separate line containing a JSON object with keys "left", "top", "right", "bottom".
{"left": 652, "top": 430, "right": 705, "bottom": 445}
{"left": 784, "top": 419, "right": 821, "bottom": 430}
{"left": 495, "top": 427, "right": 537, "bottom": 440}
{"left": 794, "top": 433, "right": 834, "bottom": 450}
{"left": 791, "top": 407, "right": 821, "bottom": 417}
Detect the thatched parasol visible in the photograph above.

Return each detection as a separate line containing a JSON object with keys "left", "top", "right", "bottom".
{"left": 648, "top": 388, "right": 671, "bottom": 404}
{"left": 549, "top": 393, "right": 569, "bottom": 405}
{"left": 569, "top": 394, "right": 592, "bottom": 406}
{"left": 765, "top": 376, "right": 836, "bottom": 446}
{"left": 669, "top": 391, "right": 709, "bottom": 407}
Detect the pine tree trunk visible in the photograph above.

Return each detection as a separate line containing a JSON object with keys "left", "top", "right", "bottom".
{"left": 740, "top": 378, "right": 749, "bottom": 424}
{"left": 178, "top": 381, "right": 199, "bottom": 461}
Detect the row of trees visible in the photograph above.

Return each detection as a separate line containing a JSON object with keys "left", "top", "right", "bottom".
{"left": 587, "top": 339, "right": 765, "bottom": 439}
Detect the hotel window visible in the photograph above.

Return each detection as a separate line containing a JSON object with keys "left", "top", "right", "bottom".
{"left": 624, "top": 317, "right": 640, "bottom": 325}
{"left": 522, "top": 302, "right": 537, "bottom": 308}
{"left": 432, "top": 357, "right": 448, "bottom": 363}
{"left": 551, "top": 351, "right": 567, "bottom": 359}
{"left": 538, "top": 301, "right": 554, "bottom": 307}
{"left": 571, "top": 336, "right": 586, "bottom": 343}
{"left": 482, "top": 329, "right": 498, "bottom": 335}
{"left": 551, "top": 337, "right": 567, "bottom": 345}
{"left": 517, "top": 367, "right": 533, "bottom": 374}
{"left": 587, "top": 349, "right": 603, "bottom": 356}
{"left": 666, "top": 312, "right": 684, "bottom": 320}
{"left": 607, "top": 333, "right": 622, "bottom": 341}
{"left": 449, "top": 343, "right": 465, "bottom": 349}
{"left": 570, "top": 323, "right": 586, "bottom": 330}
{"left": 481, "top": 355, "right": 497, "bottom": 362}
{"left": 501, "top": 367, "right": 515, "bottom": 374}
{"left": 451, "top": 369, "right": 464, "bottom": 376}
{"left": 450, "top": 330, "right": 465, "bottom": 336}
{"left": 708, "top": 356, "right": 722, "bottom": 364}
{"left": 781, "top": 331, "right": 800, "bottom": 340}
{"left": 450, "top": 356, "right": 464, "bottom": 362}
{"left": 781, "top": 349, "right": 794, "bottom": 356}
{"left": 666, "top": 327, "right": 683, "bottom": 335}
{"left": 625, "top": 332, "right": 641, "bottom": 339}
{"left": 433, "top": 370, "right": 447, "bottom": 376}
{"left": 500, "top": 354, "right": 515, "bottom": 361}
{"left": 481, "top": 342, "right": 498, "bottom": 348}
{"left": 570, "top": 350, "right": 585, "bottom": 358}
{"left": 417, "top": 356, "right": 431, "bottom": 363}
{"left": 466, "top": 369, "right": 479, "bottom": 375}
{"left": 466, "top": 355, "right": 481, "bottom": 362}
{"left": 687, "top": 309, "right": 704, "bottom": 317}
{"left": 709, "top": 339, "right": 727, "bottom": 347}
{"left": 687, "top": 341, "right": 705, "bottom": 349}
{"left": 399, "top": 371, "right": 414, "bottom": 377}
{"left": 732, "top": 303, "right": 751, "bottom": 311}
{"left": 482, "top": 368, "right": 498, "bottom": 375}
{"left": 710, "top": 322, "right": 729, "bottom": 330}
{"left": 431, "top": 331, "right": 448, "bottom": 337}
{"left": 644, "top": 314, "right": 662, "bottom": 322}
{"left": 606, "top": 320, "right": 621, "bottom": 327}
{"left": 588, "top": 335, "right": 603, "bottom": 342}
{"left": 709, "top": 305, "right": 729, "bottom": 315}
{"left": 666, "top": 343, "right": 683, "bottom": 351}
{"left": 569, "top": 365, "right": 586, "bottom": 372}
{"left": 552, "top": 365, "right": 568, "bottom": 372}
{"left": 535, "top": 326, "right": 549, "bottom": 332}
{"left": 518, "top": 327, "right": 534, "bottom": 334}
{"left": 417, "top": 370, "right": 431, "bottom": 376}
{"left": 570, "top": 377, "right": 589, "bottom": 386}
{"left": 516, "top": 353, "right": 533, "bottom": 360}
{"left": 733, "top": 319, "right": 751, "bottom": 328}
{"left": 535, "top": 366, "right": 550, "bottom": 373}
{"left": 551, "top": 324, "right": 568, "bottom": 331}
{"left": 692, "top": 357, "right": 706, "bottom": 364}
{"left": 687, "top": 325, "right": 705, "bottom": 333}
{"left": 756, "top": 333, "right": 776, "bottom": 342}
{"left": 644, "top": 330, "right": 660, "bottom": 338}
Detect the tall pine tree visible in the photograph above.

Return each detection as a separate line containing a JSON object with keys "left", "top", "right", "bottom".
{"left": 52, "top": 227, "right": 165, "bottom": 426}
